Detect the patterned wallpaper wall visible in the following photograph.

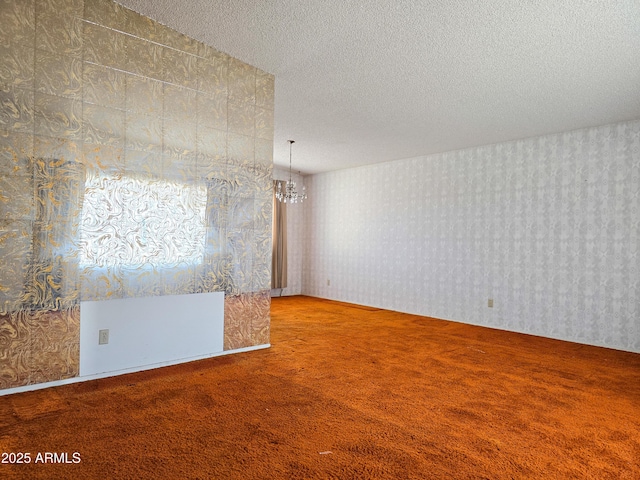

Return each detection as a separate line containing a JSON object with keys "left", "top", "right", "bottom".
{"left": 303, "top": 120, "right": 640, "bottom": 353}
{"left": 0, "top": 0, "right": 274, "bottom": 391}
{"left": 272, "top": 167, "right": 304, "bottom": 296}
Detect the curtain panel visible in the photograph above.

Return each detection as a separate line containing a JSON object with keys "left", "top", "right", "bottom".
{"left": 271, "top": 181, "right": 287, "bottom": 289}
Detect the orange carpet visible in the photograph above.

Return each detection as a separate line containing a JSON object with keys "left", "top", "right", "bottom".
{"left": 1, "top": 295, "right": 639, "bottom": 479}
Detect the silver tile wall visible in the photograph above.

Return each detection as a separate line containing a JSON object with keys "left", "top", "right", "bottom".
{"left": 0, "top": 0, "right": 274, "bottom": 390}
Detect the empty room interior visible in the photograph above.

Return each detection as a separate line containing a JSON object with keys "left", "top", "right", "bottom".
{"left": 0, "top": 0, "right": 639, "bottom": 478}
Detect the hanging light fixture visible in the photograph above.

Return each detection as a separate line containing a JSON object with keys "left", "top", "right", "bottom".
{"left": 276, "top": 140, "right": 307, "bottom": 203}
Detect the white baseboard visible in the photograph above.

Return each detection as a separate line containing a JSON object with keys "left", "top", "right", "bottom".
{"left": 0, "top": 343, "right": 270, "bottom": 397}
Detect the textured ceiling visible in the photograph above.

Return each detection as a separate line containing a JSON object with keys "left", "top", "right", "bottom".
{"left": 116, "top": 0, "right": 640, "bottom": 174}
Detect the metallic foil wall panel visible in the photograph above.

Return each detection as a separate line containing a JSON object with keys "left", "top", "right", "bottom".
{"left": 83, "top": 22, "right": 128, "bottom": 71}
{"left": 223, "top": 293, "right": 253, "bottom": 350}
{"left": 0, "top": 311, "right": 30, "bottom": 389}
{"left": 251, "top": 290, "right": 271, "bottom": 346}
{"left": 197, "top": 52, "right": 228, "bottom": 97}
{"left": 0, "top": 307, "right": 79, "bottom": 390}
{"left": 0, "top": 43, "right": 35, "bottom": 91}
{"left": 0, "top": 87, "right": 34, "bottom": 134}
{"left": 82, "top": 62, "right": 126, "bottom": 110}
{"left": 256, "top": 71, "right": 275, "bottom": 109}
{"left": 34, "top": 96, "right": 83, "bottom": 142}
{"left": 0, "top": 0, "right": 273, "bottom": 390}
{"left": 228, "top": 58, "right": 256, "bottom": 105}
{"left": 0, "top": 0, "right": 35, "bottom": 48}
{"left": 228, "top": 102, "right": 256, "bottom": 138}
{"left": 25, "top": 307, "right": 80, "bottom": 385}
{"left": 224, "top": 290, "right": 270, "bottom": 351}
{"left": 36, "top": 12, "right": 83, "bottom": 58}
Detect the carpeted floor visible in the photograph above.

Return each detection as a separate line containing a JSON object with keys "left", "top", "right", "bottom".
{"left": 1, "top": 295, "right": 639, "bottom": 479}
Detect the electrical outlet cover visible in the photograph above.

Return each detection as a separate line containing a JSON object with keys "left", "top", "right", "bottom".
{"left": 99, "top": 329, "right": 109, "bottom": 345}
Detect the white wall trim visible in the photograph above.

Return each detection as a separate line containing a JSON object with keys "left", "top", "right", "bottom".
{"left": 0, "top": 343, "right": 270, "bottom": 397}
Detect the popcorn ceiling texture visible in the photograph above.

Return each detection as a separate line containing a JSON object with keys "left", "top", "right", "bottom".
{"left": 116, "top": 0, "right": 640, "bottom": 174}
{"left": 0, "top": 0, "right": 274, "bottom": 391}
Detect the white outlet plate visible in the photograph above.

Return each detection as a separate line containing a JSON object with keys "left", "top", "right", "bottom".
{"left": 98, "top": 329, "right": 109, "bottom": 345}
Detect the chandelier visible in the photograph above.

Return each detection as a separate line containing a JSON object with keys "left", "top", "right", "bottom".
{"left": 276, "top": 140, "right": 307, "bottom": 203}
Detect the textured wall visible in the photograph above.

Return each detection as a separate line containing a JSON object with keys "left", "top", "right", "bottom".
{"left": 303, "top": 120, "right": 640, "bottom": 353}
{"left": 272, "top": 167, "right": 304, "bottom": 296}
{"left": 0, "top": 0, "right": 273, "bottom": 391}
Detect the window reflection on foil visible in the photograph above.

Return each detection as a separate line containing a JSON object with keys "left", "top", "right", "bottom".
{"left": 79, "top": 173, "right": 207, "bottom": 268}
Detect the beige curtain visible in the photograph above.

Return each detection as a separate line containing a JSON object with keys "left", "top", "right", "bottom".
{"left": 271, "top": 180, "right": 287, "bottom": 289}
